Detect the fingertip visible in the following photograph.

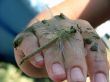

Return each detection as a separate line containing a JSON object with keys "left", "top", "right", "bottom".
{"left": 30, "top": 55, "right": 44, "bottom": 68}
{"left": 95, "top": 73, "right": 107, "bottom": 82}
{"left": 52, "top": 63, "right": 66, "bottom": 81}
{"left": 70, "top": 67, "right": 85, "bottom": 82}
{"left": 45, "top": 63, "right": 66, "bottom": 82}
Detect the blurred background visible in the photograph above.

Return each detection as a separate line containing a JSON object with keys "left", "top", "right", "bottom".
{"left": 0, "top": 0, "right": 110, "bottom": 82}
{"left": 0, "top": 0, "right": 58, "bottom": 82}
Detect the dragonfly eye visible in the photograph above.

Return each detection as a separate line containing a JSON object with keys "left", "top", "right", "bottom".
{"left": 70, "top": 26, "right": 76, "bottom": 33}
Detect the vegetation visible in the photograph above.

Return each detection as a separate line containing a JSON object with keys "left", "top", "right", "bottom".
{"left": 0, "top": 62, "right": 34, "bottom": 82}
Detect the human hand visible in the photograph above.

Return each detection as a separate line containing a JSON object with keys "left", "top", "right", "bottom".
{"left": 13, "top": 14, "right": 109, "bottom": 82}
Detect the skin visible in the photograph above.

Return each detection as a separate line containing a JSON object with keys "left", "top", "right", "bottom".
{"left": 19, "top": 24, "right": 77, "bottom": 65}
{"left": 14, "top": 0, "right": 110, "bottom": 82}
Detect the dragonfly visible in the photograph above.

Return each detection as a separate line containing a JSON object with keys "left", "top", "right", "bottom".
{"left": 13, "top": 14, "right": 100, "bottom": 65}
{"left": 13, "top": 14, "right": 78, "bottom": 65}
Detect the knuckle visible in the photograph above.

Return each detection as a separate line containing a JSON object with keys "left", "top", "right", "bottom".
{"left": 13, "top": 32, "right": 25, "bottom": 48}
{"left": 24, "top": 26, "right": 36, "bottom": 34}
{"left": 13, "top": 26, "right": 36, "bottom": 48}
{"left": 77, "top": 19, "right": 92, "bottom": 27}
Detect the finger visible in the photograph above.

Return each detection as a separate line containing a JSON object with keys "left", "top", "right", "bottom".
{"left": 86, "top": 39, "right": 109, "bottom": 82}
{"left": 63, "top": 31, "right": 87, "bottom": 82}
{"left": 14, "top": 31, "right": 44, "bottom": 68}
{"left": 43, "top": 44, "right": 66, "bottom": 82}
{"left": 76, "top": 19, "right": 109, "bottom": 82}
{"left": 14, "top": 48, "right": 47, "bottom": 78}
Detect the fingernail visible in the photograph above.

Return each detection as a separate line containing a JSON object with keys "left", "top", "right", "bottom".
{"left": 30, "top": 55, "right": 44, "bottom": 68}
{"left": 52, "top": 63, "right": 65, "bottom": 76}
{"left": 35, "top": 55, "right": 43, "bottom": 62}
{"left": 71, "top": 67, "right": 84, "bottom": 82}
{"left": 95, "top": 73, "right": 107, "bottom": 82}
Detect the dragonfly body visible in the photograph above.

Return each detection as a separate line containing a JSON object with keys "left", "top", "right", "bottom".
{"left": 13, "top": 14, "right": 100, "bottom": 65}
